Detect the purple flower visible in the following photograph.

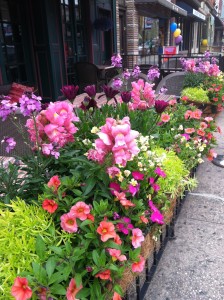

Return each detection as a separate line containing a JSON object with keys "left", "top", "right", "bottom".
{"left": 154, "top": 167, "right": 166, "bottom": 178}
{"left": 113, "top": 212, "right": 120, "bottom": 220}
{"left": 112, "top": 78, "right": 123, "bottom": 90}
{"left": 204, "top": 50, "right": 210, "bottom": 59}
{"left": 61, "top": 85, "right": 79, "bottom": 100}
{"left": 84, "top": 85, "right": 96, "bottom": 98}
{"left": 148, "top": 177, "right": 160, "bottom": 192}
{"left": 1, "top": 137, "right": 16, "bottom": 153}
{"left": 41, "top": 143, "right": 60, "bottom": 159}
{"left": 111, "top": 54, "right": 122, "bottom": 68}
{"left": 0, "top": 98, "right": 18, "bottom": 121}
{"left": 158, "top": 86, "right": 168, "bottom": 95}
{"left": 132, "top": 65, "right": 141, "bottom": 78}
{"left": 147, "top": 66, "right": 160, "bottom": 81}
{"left": 120, "top": 91, "right": 132, "bottom": 103}
{"left": 122, "top": 69, "right": 131, "bottom": 80}
{"left": 154, "top": 100, "right": 169, "bottom": 114}
{"left": 19, "top": 93, "right": 42, "bottom": 117}
{"left": 86, "top": 266, "right": 93, "bottom": 272}
{"left": 101, "top": 85, "right": 119, "bottom": 99}
{"left": 79, "top": 96, "right": 98, "bottom": 111}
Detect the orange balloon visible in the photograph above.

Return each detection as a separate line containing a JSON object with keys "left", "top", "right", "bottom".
{"left": 173, "top": 29, "right": 181, "bottom": 38}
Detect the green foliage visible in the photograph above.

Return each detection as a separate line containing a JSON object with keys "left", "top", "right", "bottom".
{"left": 183, "top": 72, "right": 207, "bottom": 88}
{"left": 181, "top": 87, "right": 210, "bottom": 103}
{"left": 0, "top": 199, "right": 57, "bottom": 299}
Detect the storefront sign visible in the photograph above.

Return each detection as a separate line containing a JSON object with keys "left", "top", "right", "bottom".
{"left": 192, "top": 9, "right": 206, "bottom": 21}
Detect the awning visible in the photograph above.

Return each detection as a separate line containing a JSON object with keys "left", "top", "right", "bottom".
{"left": 135, "top": 0, "right": 187, "bottom": 17}
{"left": 177, "top": 1, "right": 206, "bottom": 21}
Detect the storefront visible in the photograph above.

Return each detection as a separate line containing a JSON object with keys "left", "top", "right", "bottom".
{"left": 0, "top": 0, "right": 116, "bottom": 101}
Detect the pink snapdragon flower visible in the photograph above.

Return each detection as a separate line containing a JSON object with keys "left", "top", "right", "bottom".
{"left": 132, "top": 255, "right": 145, "bottom": 273}
{"left": 130, "top": 79, "right": 155, "bottom": 110}
{"left": 107, "top": 166, "right": 120, "bottom": 178}
{"left": 131, "top": 228, "right": 144, "bottom": 248}
{"left": 88, "top": 117, "right": 139, "bottom": 166}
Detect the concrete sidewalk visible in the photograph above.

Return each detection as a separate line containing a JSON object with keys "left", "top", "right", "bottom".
{"left": 145, "top": 111, "right": 224, "bottom": 300}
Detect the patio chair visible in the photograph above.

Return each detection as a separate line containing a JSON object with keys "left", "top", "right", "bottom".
{"left": 108, "top": 72, "right": 150, "bottom": 92}
{"left": 74, "top": 62, "right": 105, "bottom": 93}
{"left": 155, "top": 71, "right": 186, "bottom": 99}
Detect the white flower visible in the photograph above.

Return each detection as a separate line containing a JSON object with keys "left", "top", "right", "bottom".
{"left": 91, "top": 126, "right": 99, "bottom": 134}
{"left": 129, "top": 178, "right": 138, "bottom": 186}
{"left": 178, "top": 125, "right": 183, "bottom": 130}
{"left": 83, "top": 139, "right": 91, "bottom": 145}
{"left": 124, "top": 170, "right": 131, "bottom": 177}
{"left": 198, "top": 158, "right": 204, "bottom": 164}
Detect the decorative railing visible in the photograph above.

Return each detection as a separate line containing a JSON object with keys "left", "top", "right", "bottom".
{"left": 121, "top": 53, "right": 224, "bottom": 74}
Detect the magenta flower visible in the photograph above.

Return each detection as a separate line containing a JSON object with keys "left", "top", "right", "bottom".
{"left": 150, "top": 211, "right": 164, "bottom": 224}
{"left": 181, "top": 133, "right": 190, "bottom": 141}
{"left": 129, "top": 183, "right": 140, "bottom": 196}
{"left": 109, "top": 182, "right": 121, "bottom": 195}
{"left": 154, "top": 100, "right": 169, "bottom": 114}
{"left": 61, "top": 85, "right": 79, "bottom": 100}
{"left": 131, "top": 228, "right": 144, "bottom": 248}
{"left": 132, "top": 171, "right": 144, "bottom": 180}
{"left": 149, "top": 177, "right": 160, "bottom": 192}
{"left": 84, "top": 85, "right": 96, "bottom": 98}
{"left": 154, "top": 167, "right": 166, "bottom": 178}
{"left": 148, "top": 200, "right": 164, "bottom": 224}
{"left": 111, "top": 54, "right": 122, "bottom": 68}
{"left": 1, "top": 137, "right": 16, "bottom": 153}
{"left": 117, "top": 217, "right": 134, "bottom": 235}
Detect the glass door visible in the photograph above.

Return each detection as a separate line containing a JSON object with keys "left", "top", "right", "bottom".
{"left": 61, "top": 0, "right": 88, "bottom": 84}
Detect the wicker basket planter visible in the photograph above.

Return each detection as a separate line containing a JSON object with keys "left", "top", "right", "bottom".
{"left": 114, "top": 194, "right": 179, "bottom": 299}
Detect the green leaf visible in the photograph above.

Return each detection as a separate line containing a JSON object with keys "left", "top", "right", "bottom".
{"left": 76, "top": 288, "right": 90, "bottom": 298}
{"left": 75, "top": 273, "right": 82, "bottom": 288}
{"left": 48, "top": 271, "right": 64, "bottom": 285}
{"left": 49, "top": 246, "right": 63, "bottom": 256}
{"left": 35, "top": 235, "right": 46, "bottom": 260}
{"left": 114, "top": 284, "right": 123, "bottom": 295}
{"left": 92, "top": 250, "right": 100, "bottom": 266}
{"left": 50, "top": 283, "right": 66, "bottom": 295}
{"left": 85, "top": 233, "right": 96, "bottom": 239}
{"left": 46, "top": 257, "right": 57, "bottom": 279}
{"left": 82, "top": 177, "right": 96, "bottom": 195}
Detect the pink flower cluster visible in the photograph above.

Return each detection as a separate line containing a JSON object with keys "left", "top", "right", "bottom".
{"left": 129, "top": 79, "right": 155, "bottom": 110}
{"left": 60, "top": 201, "right": 94, "bottom": 233}
{"left": 26, "top": 101, "right": 79, "bottom": 158}
{"left": 87, "top": 116, "right": 140, "bottom": 166}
